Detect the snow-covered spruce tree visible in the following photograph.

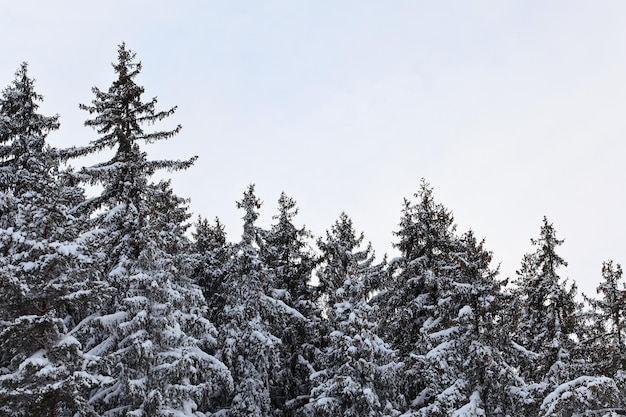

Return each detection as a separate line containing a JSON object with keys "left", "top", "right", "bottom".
{"left": 61, "top": 44, "right": 232, "bottom": 416}
{"left": 60, "top": 43, "right": 196, "bottom": 270}
{"left": 304, "top": 212, "right": 403, "bottom": 417}
{"left": 510, "top": 217, "right": 618, "bottom": 416}
{"left": 376, "top": 181, "right": 519, "bottom": 416}
{"left": 215, "top": 185, "right": 287, "bottom": 416}
{"left": 374, "top": 179, "right": 459, "bottom": 407}
{"left": 257, "top": 192, "right": 319, "bottom": 414}
{"left": 259, "top": 192, "right": 316, "bottom": 308}
{"left": 405, "top": 230, "right": 519, "bottom": 416}
{"left": 191, "top": 216, "right": 233, "bottom": 325}
{"left": 377, "top": 180, "right": 457, "bottom": 351}
{"left": 510, "top": 218, "right": 577, "bottom": 383}
{"left": 582, "top": 261, "right": 626, "bottom": 377}
{"left": 576, "top": 261, "right": 626, "bottom": 414}
{"left": 0, "top": 63, "right": 103, "bottom": 416}
{"left": 86, "top": 180, "right": 233, "bottom": 416}
{"left": 316, "top": 212, "right": 372, "bottom": 309}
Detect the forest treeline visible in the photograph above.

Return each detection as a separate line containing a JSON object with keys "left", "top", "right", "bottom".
{"left": 1, "top": 44, "right": 625, "bottom": 417}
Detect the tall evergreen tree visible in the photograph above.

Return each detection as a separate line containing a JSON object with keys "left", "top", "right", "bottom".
{"left": 582, "top": 261, "right": 626, "bottom": 377}
{"left": 62, "top": 44, "right": 231, "bottom": 416}
{"left": 60, "top": 42, "right": 196, "bottom": 272}
{"left": 192, "top": 216, "right": 233, "bottom": 325}
{"left": 0, "top": 63, "right": 102, "bottom": 416}
{"left": 379, "top": 180, "right": 457, "bottom": 351}
{"left": 510, "top": 217, "right": 579, "bottom": 386}
{"left": 316, "top": 212, "right": 372, "bottom": 308}
{"left": 306, "top": 213, "right": 403, "bottom": 417}
{"left": 259, "top": 192, "right": 316, "bottom": 307}
{"left": 575, "top": 261, "right": 626, "bottom": 415}
{"left": 375, "top": 180, "right": 458, "bottom": 407}
{"left": 84, "top": 181, "right": 233, "bottom": 416}
{"left": 510, "top": 217, "right": 618, "bottom": 416}
{"left": 377, "top": 181, "right": 519, "bottom": 416}
{"left": 405, "top": 231, "right": 517, "bottom": 416}
{"left": 258, "top": 192, "right": 319, "bottom": 414}
{"left": 0, "top": 63, "right": 59, "bottom": 195}
{"left": 215, "top": 185, "right": 287, "bottom": 416}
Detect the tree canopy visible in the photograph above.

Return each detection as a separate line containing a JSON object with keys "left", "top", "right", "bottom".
{"left": 1, "top": 45, "right": 625, "bottom": 417}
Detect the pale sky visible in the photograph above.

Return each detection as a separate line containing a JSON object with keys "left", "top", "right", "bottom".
{"left": 3, "top": 1, "right": 626, "bottom": 298}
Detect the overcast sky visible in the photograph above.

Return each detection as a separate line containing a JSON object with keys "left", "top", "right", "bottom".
{"left": 3, "top": 1, "right": 626, "bottom": 298}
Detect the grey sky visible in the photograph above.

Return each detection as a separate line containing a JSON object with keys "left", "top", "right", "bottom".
{"left": 3, "top": 1, "right": 626, "bottom": 297}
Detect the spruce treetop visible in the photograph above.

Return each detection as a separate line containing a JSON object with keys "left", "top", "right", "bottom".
{"left": 317, "top": 212, "right": 370, "bottom": 294}
{"left": 512, "top": 216, "right": 580, "bottom": 387}
{"left": 393, "top": 179, "right": 456, "bottom": 270}
{"left": 62, "top": 43, "right": 196, "bottom": 198}
{"left": 237, "top": 184, "right": 262, "bottom": 245}
{"left": 79, "top": 43, "right": 182, "bottom": 157}
{"left": 193, "top": 216, "right": 228, "bottom": 254}
{"left": 0, "top": 62, "right": 60, "bottom": 194}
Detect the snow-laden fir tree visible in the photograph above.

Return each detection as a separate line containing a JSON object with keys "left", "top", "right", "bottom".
{"left": 377, "top": 180, "right": 458, "bottom": 352}
{"left": 510, "top": 218, "right": 576, "bottom": 386}
{"left": 315, "top": 212, "right": 372, "bottom": 308}
{"left": 575, "top": 261, "right": 626, "bottom": 414}
{"left": 403, "top": 231, "right": 519, "bottom": 417}
{"left": 259, "top": 192, "right": 316, "bottom": 307}
{"left": 84, "top": 180, "right": 233, "bottom": 416}
{"left": 60, "top": 42, "right": 196, "bottom": 272}
{"left": 375, "top": 180, "right": 459, "bottom": 407}
{"left": 214, "top": 185, "right": 287, "bottom": 416}
{"left": 305, "top": 212, "right": 403, "bottom": 417}
{"left": 376, "top": 181, "right": 520, "bottom": 416}
{"left": 257, "top": 192, "right": 319, "bottom": 414}
{"left": 0, "top": 63, "right": 103, "bottom": 416}
{"left": 582, "top": 261, "right": 626, "bottom": 377}
{"left": 192, "top": 216, "right": 233, "bottom": 325}
{"left": 61, "top": 44, "right": 231, "bottom": 416}
{"left": 510, "top": 217, "right": 618, "bottom": 416}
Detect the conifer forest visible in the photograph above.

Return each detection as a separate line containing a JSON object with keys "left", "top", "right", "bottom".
{"left": 3, "top": 44, "right": 626, "bottom": 417}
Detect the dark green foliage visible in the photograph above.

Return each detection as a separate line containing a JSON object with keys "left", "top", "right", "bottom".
{"left": 376, "top": 181, "right": 519, "bottom": 416}
{"left": 260, "top": 192, "right": 317, "bottom": 306}
{"left": 508, "top": 217, "right": 622, "bottom": 416}
{"left": 378, "top": 179, "right": 458, "bottom": 357}
{"left": 0, "top": 63, "right": 59, "bottom": 196}
{"left": 375, "top": 179, "right": 460, "bottom": 410}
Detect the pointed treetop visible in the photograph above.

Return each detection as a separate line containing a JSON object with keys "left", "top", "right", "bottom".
{"left": 266, "top": 191, "right": 312, "bottom": 255}
{"left": 275, "top": 191, "right": 298, "bottom": 221}
{"left": 0, "top": 62, "right": 60, "bottom": 193}
{"left": 516, "top": 216, "right": 568, "bottom": 280}
{"left": 194, "top": 216, "right": 227, "bottom": 253}
{"left": 57, "top": 43, "right": 196, "bottom": 221}
{"left": 237, "top": 184, "right": 262, "bottom": 244}
{"left": 0, "top": 61, "right": 59, "bottom": 151}
{"left": 112, "top": 42, "right": 141, "bottom": 80}
{"left": 534, "top": 216, "right": 568, "bottom": 270}
{"left": 317, "top": 212, "right": 380, "bottom": 300}
{"left": 62, "top": 43, "right": 195, "bottom": 180}
{"left": 394, "top": 179, "right": 456, "bottom": 266}
{"left": 323, "top": 211, "right": 365, "bottom": 253}
{"left": 78, "top": 43, "right": 182, "bottom": 155}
